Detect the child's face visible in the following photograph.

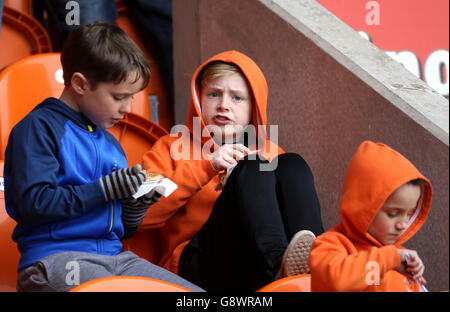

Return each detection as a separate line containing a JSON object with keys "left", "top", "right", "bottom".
{"left": 77, "top": 71, "right": 143, "bottom": 129}
{"left": 368, "top": 183, "right": 421, "bottom": 245}
{"left": 200, "top": 72, "right": 252, "bottom": 143}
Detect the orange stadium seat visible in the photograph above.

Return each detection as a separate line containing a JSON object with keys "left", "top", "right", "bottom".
{"left": 0, "top": 53, "right": 64, "bottom": 159}
{"left": 0, "top": 161, "right": 21, "bottom": 292}
{"left": 4, "top": 0, "right": 33, "bottom": 15}
{"left": 0, "top": 4, "right": 52, "bottom": 71}
{"left": 256, "top": 274, "right": 311, "bottom": 292}
{"left": 0, "top": 53, "right": 168, "bottom": 291}
{"left": 70, "top": 276, "right": 191, "bottom": 292}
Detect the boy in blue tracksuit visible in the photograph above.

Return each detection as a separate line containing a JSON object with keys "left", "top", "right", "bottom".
{"left": 3, "top": 21, "right": 202, "bottom": 292}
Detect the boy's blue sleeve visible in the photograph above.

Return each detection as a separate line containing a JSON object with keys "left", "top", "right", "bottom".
{"left": 4, "top": 114, "right": 107, "bottom": 226}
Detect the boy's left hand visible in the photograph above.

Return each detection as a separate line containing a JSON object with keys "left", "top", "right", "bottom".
{"left": 121, "top": 186, "right": 164, "bottom": 230}
{"left": 121, "top": 186, "right": 164, "bottom": 210}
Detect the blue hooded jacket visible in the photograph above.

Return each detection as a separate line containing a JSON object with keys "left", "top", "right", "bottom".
{"left": 4, "top": 98, "right": 127, "bottom": 270}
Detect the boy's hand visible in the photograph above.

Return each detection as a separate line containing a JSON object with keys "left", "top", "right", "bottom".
{"left": 121, "top": 186, "right": 164, "bottom": 238}
{"left": 209, "top": 144, "right": 250, "bottom": 171}
{"left": 397, "top": 249, "right": 427, "bottom": 285}
{"left": 100, "top": 164, "right": 146, "bottom": 201}
{"left": 121, "top": 186, "right": 164, "bottom": 209}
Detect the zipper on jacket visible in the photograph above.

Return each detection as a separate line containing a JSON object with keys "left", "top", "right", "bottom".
{"left": 87, "top": 124, "right": 101, "bottom": 179}
{"left": 108, "top": 201, "right": 114, "bottom": 233}
{"left": 87, "top": 123, "right": 113, "bottom": 233}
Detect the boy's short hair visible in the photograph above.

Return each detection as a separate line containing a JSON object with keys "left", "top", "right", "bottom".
{"left": 61, "top": 21, "right": 150, "bottom": 90}
{"left": 198, "top": 61, "right": 243, "bottom": 89}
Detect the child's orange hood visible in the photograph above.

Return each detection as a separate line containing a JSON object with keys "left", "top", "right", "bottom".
{"left": 338, "top": 141, "right": 432, "bottom": 247}
{"left": 185, "top": 50, "right": 269, "bottom": 149}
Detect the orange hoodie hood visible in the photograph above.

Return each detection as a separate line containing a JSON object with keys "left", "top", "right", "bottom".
{"left": 339, "top": 141, "right": 432, "bottom": 247}
{"left": 185, "top": 50, "right": 272, "bottom": 154}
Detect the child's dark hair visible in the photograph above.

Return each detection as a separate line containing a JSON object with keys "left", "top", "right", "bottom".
{"left": 60, "top": 21, "right": 150, "bottom": 90}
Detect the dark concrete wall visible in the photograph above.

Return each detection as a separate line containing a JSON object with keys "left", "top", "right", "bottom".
{"left": 173, "top": 0, "right": 449, "bottom": 291}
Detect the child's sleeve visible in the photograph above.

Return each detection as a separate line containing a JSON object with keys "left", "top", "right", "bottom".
{"left": 141, "top": 136, "right": 218, "bottom": 228}
{"left": 4, "top": 116, "right": 106, "bottom": 226}
{"left": 308, "top": 232, "right": 401, "bottom": 291}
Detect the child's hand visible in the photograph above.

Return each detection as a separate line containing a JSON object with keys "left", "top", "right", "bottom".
{"left": 397, "top": 249, "right": 427, "bottom": 285}
{"left": 209, "top": 144, "right": 250, "bottom": 171}
{"left": 121, "top": 185, "right": 164, "bottom": 208}
{"left": 99, "top": 164, "right": 146, "bottom": 201}
{"left": 121, "top": 186, "right": 164, "bottom": 238}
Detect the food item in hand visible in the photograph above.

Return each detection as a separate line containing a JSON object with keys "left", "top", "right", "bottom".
{"left": 145, "top": 173, "right": 164, "bottom": 182}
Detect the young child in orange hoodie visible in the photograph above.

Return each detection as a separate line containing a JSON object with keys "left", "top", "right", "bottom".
{"left": 309, "top": 140, "right": 433, "bottom": 292}
{"left": 139, "top": 50, "right": 325, "bottom": 291}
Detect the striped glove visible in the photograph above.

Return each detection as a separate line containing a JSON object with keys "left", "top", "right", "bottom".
{"left": 99, "top": 164, "right": 146, "bottom": 201}
{"left": 121, "top": 186, "right": 164, "bottom": 238}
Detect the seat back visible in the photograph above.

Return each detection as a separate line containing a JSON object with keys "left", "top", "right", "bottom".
{"left": 0, "top": 53, "right": 64, "bottom": 159}
{"left": 4, "top": 0, "right": 33, "bottom": 15}
{"left": 70, "top": 276, "right": 191, "bottom": 292}
{"left": 0, "top": 5, "right": 52, "bottom": 71}
{"left": 0, "top": 161, "right": 21, "bottom": 291}
{"left": 256, "top": 274, "right": 311, "bottom": 292}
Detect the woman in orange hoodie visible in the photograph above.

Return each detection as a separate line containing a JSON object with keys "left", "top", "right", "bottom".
{"left": 139, "top": 50, "right": 324, "bottom": 291}
{"left": 309, "top": 140, "right": 433, "bottom": 292}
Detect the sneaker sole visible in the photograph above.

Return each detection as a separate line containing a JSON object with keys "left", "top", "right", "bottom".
{"left": 283, "top": 230, "right": 316, "bottom": 276}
